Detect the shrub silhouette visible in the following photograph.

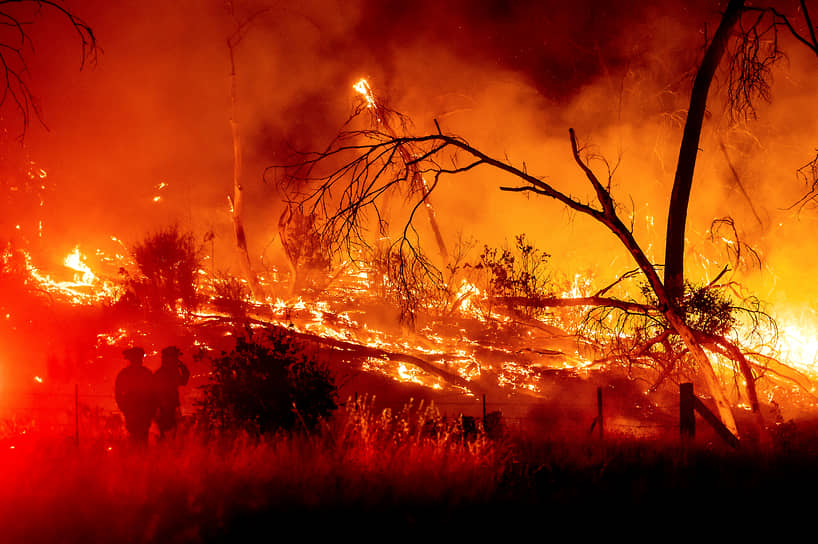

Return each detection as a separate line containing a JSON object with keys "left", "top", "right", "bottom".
{"left": 211, "top": 272, "right": 252, "bottom": 319}
{"left": 121, "top": 226, "right": 202, "bottom": 315}
{"left": 196, "top": 327, "right": 338, "bottom": 434}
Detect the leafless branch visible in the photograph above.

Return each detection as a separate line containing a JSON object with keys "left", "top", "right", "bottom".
{"left": 0, "top": 1, "right": 97, "bottom": 139}
{"left": 0, "top": 1, "right": 97, "bottom": 138}
{"left": 788, "top": 151, "right": 818, "bottom": 211}
{"left": 709, "top": 216, "right": 763, "bottom": 273}
{"left": 727, "top": 8, "right": 782, "bottom": 121}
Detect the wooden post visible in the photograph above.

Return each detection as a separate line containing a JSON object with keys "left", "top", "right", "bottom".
{"left": 482, "top": 394, "right": 486, "bottom": 424}
{"left": 693, "top": 396, "right": 740, "bottom": 449}
{"left": 679, "top": 382, "right": 739, "bottom": 449}
{"left": 588, "top": 387, "right": 604, "bottom": 440}
{"left": 680, "top": 382, "right": 695, "bottom": 443}
{"left": 74, "top": 384, "right": 79, "bottom": 447}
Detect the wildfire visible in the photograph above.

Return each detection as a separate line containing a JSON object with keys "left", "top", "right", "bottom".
{"left": 21, "top": 245, "right": 118, "bottom": 305}
{"left": 353, "top": 78, "right": 377, "bottom": 111}
{"left": 64, "top": 246, "right": 95, "bottom": 284}
{"left": 10, "top": 225, "right": 818, "bottom": 408}
{"left": 3, "top": 174, "right": 817, "bottom": 411}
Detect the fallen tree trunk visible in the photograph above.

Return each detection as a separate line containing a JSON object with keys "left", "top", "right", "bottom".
{"left": 494, "top": 295, "right": 656, "bottom": 314}
{"left": 203, "top": 315, "right": 488, "bottom": 396}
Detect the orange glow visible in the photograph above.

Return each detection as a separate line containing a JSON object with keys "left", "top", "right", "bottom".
{"left": 63, "top": 246, "right": 95, "bottom": 284}
{"left": 353, "top": 78, "right": 377, "bottom": 111}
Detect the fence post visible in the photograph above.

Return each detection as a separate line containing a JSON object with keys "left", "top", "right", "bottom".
{"left": 74, "top": 383, "right": 80, "bottom": 447}
{"left": 588, "top": 387, "right": 604, "bottom": 440}
{"left": 680, "top": 382, "right": 695, "bottom": 444}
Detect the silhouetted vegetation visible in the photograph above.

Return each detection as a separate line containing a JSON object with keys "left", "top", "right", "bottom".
{"left": 211, "top": 272, "right": 252, "bottom": 319}
{"left": 119, "top": 226, "right": 203, "bottom": 315}
{"left": 4, "top": 403, "right": 818, "bottom": 539}
{"left": 473, "top": 233, "right": 552, "bottom": 319}
{"left": 195, "top": 327, "right": 338, "bottom": 434}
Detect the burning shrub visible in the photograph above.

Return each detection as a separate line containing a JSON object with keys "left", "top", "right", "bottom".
{"left": 211, "top": 273, "right": 252, "bottom": 319}
{"left": 195, "top": 327, "right": 338, "bottom": 434}
{"left": 474, "top": 233, "right": 552, "bottom": 317}
{"left": 370, "top": 242, "right": 446, "bottom": 325}
{"left": 0, "top": 241, "right": 28, "bottom": 284}
{"left": 579, "top": 279, "right": 750, "bottom": 389}
{"left": 636, "top": 281, "right": 737, "bottom": 339}
{"left": 120, "top": 225, "right": 203, "bottom": 315}
{"left": 677, "top": 283, "right": 737, "bottom": 337}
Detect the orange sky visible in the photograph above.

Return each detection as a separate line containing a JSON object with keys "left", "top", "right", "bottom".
{"left": 3, "top": 0, "right": 818, "bottom": 313}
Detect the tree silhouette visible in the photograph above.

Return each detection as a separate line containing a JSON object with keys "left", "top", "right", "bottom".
{"left": 664, "top": 0, "right": 818, "bottom": 301}
{"left": 0, "top": 0, "right": 97, "bottom": 139}
{"left": 269, "top": 2, "right": 818, "bottom": 438}
{"left": 195, "top": 327, "right": 338, "bottom": 434}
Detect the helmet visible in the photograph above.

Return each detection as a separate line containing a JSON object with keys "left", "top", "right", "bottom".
{"left": 161, "top": 345, "right": 182, "bottom": 358}
{"left": 122, "top": 346, "right": 145, "bottom": 362}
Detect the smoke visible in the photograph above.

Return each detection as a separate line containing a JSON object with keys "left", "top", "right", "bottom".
{"left": 4, "top": 0, "right": 817, "bottom": 316}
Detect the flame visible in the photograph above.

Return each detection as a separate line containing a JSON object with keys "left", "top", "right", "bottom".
{"left": 13, "top": 235, "right": 818, "bottom": 405}
{"left": 353, "top": 78, "right": 377, "bottom": 111}
{"left": 64, "top": 246, "right": 95, "bottom": 285}
{"left": 5, "top": 201, "right": 817, "bottom": 409}
{"left": 18, "top": 245, "right": 119, "bottom": 305}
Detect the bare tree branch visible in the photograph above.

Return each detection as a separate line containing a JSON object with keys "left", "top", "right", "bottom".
{"left": 0, "top": 1, "right": 97, "bottom": 139}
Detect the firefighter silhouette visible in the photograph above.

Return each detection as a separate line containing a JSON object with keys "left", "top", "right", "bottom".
{"left": 114, "top": 346, "right": 155, "bottom": 447}
{"left": 154, "top": 345, "right": 190, "bottom": 438}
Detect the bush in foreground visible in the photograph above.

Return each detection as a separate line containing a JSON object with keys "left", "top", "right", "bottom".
{"left": 195, "top": 327, "right": 338, "bottom": 434}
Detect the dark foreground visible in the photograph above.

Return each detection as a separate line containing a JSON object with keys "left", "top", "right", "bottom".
{"left": 1, "top": 412, "right": 817, "bottom": 543}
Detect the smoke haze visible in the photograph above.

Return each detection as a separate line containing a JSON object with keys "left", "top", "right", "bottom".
{"left": 5, "top": 0, "right": 818, "bottom": 315}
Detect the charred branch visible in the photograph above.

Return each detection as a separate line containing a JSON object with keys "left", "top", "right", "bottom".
{"left": 754, "top": 1, "right": 818, "bottom": 56}
{"left": 726, "top": 7, "right": 782, "bottom": 121}
{"left": 0, "top": 0, "right": 97, "bottom": 139}
{"left": 494, "top": 295, "right": 656, "bottom": 315}
{"left": 709, "top": 217, "right": 763, "bottom": 275}
{"left": 273, "top": 117, "right": 747, "bottom": 434}
{"left": 664, "top": 0, "right": 745, "bottom": 302}
{"left": 789, "top": 151, "right": 818, "bottom": 211}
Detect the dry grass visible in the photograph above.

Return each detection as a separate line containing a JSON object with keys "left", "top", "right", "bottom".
{"left": 4, "top": 397, "right": 818, "bottom": 541}
{"left": 0, "top": 397, "right": 506, "bottom": 542}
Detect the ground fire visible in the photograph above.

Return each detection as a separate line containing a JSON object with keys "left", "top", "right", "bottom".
{"left": 3, "top": 0, "right": 818, "bottom": 537}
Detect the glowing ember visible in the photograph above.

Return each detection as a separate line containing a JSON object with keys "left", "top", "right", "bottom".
{"left": 353, "top": 78, "right": 377, "bottom": 111}
{"left": 63, "top": 247, "right": 95, "bottom": 284}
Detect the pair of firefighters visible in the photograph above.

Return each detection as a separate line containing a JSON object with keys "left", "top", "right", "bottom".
{"left": 114, "top": 345, "right": 190, "bottom": 445}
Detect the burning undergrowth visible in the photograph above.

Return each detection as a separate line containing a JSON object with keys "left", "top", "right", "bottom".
{"left": 2, "top": 214, "right": 816, "bottom": 441}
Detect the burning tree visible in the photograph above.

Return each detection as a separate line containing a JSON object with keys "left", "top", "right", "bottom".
{"left": 269, "top": 1, "right": 818, "bottom": 439}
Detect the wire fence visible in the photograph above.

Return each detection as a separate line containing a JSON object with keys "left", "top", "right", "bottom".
{"left": 1, "top": 381, "right": 719, "bottom": 447}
